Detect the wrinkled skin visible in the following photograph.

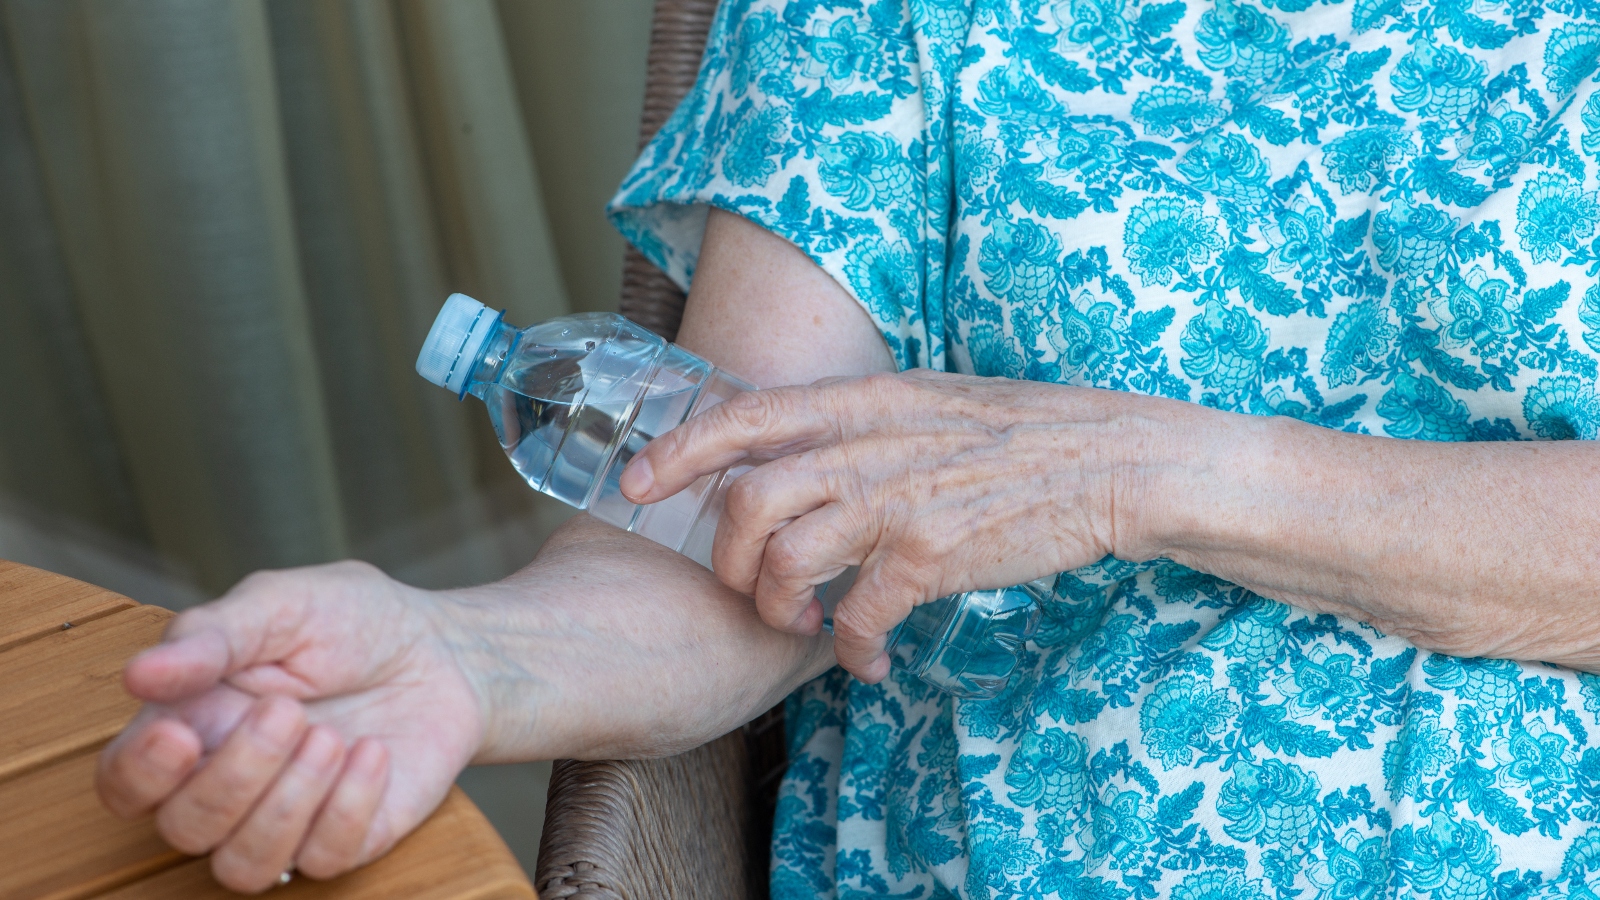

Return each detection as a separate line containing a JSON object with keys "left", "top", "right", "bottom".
{"left": 621, "top": 369, "right": 1177, "bottom": 679}
{"left": 98, "top": 520, "right": 832, "bottom": 893}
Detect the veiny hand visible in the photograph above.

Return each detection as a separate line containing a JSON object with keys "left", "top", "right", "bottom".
{"left": 96, "top": 562, "right": 484, "bottom": 894}
{"left": 619, "top": 370, "right": 1178, "bottom": 681}
{"left": 96, "top": 516, "right": 834, "bottom": 894}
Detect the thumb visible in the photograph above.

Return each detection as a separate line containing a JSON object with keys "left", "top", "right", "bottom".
{"left": 124, "top": 629, "right": 236, "bottom": 703}
{"left": 124, "top": 570, "right": 314, "bottom": 703}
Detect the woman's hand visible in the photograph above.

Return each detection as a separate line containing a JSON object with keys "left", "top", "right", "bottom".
{"left": 619, "top": 370, "right": 1182, "bottom": 681}
{"left": 97, "top": 516, "right": 832, "bottom": 893}
{"left": 96, "top": 561, "right": 483, "bottom": 894}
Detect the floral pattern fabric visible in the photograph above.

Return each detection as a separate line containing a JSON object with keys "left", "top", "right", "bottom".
{"left": 609, "top": 0, "right": 1600, "bottom": 896}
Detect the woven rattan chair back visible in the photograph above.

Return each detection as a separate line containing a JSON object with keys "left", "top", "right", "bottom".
{"left": 615, "top": 0, "right": 704, "bottom": 340}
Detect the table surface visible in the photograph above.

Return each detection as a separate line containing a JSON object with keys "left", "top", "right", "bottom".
{"left": 0, "top": 560, "right": 538, "bottom": 900}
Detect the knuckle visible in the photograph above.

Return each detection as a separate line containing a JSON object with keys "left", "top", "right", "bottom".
{"left": 724, "top": 474, "right": 769, "bottom": 523}
{"left": 860, "top": 371, "right": 900, "bottom": 391}
{"left": 859, "top": 371, "right": 907, "bottom": 401}
{"left": 764, "top": 533, "right": 811, "bottom": 580}
{"left": 100, "top": 759, "right": 157, "bottom": 818}
{"left": 226, "top": 568, "right": 312, "bottom": 612}
{"left": 721, "top": 388, "right": 767, "bottom": 416}
{"left": 296, "top": 794, "right": 370, "bottom": 877}
{"left": 96, "top": 778, "right": 141, "bottom": 820}
{"left": 193, "top": 765, "right": 261, "bottom": 817}
{"left": 831, "top": 599, "right": 886, "bottom": 642}
{"left": 645, "top": 428, "right": 683, "bottom": 463}
{"left": 722, "top": 389, "right": 781, "bottom": 433}
{"left": 165, "top": 604, "right": 218, "bottom": 641}
{"left": 235, "top": 568, "right": 293, "bottom": 594}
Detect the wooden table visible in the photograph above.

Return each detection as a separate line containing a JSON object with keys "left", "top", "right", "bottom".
{"left": 0, "top": 560, "right": 538, "bottom": 900}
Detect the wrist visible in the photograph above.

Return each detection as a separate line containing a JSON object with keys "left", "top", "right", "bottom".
{"left": 423, "top": 584, "right": 557, "bottom": 764}
{"left": 419, "top": 515, "right": 841, "bottom": 764}
{"left": 1133, "top": 403, "right": 1371, "bottom": 579}
{"left": 1093, "top": 393, "right": 1192, "bottom": 563}
{"left": 1103, "top": 396, "right": 1286, "bottom": 564}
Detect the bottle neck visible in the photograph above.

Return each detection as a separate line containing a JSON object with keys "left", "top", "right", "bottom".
{"left": 463, "top": 319, "right": 519, "bottom": 396}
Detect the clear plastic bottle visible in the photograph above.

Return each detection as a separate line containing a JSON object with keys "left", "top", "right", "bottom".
{"left": 416, "top": 294, "right": 1043, "bottom": 697}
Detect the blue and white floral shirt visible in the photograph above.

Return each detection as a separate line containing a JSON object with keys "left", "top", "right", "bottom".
{"left": 610, "top": 0, "right": 1600, "bottom": 896}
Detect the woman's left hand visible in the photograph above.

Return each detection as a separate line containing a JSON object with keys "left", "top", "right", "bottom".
{"left": 619, "top": 370, "right": 1180, "bottom": 681}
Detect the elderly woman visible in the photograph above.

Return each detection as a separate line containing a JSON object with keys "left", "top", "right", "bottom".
{"left": 98, "top": 0, "right": 1600, "bottom": 896}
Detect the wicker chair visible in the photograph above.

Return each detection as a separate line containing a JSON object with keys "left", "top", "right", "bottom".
{"left": 533, "top": 2, "right": 789, "bottom": 898}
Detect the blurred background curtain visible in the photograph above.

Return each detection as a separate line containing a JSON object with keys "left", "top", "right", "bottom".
{"left": 0, "top": 0, "right": 658, "bottom": 873}
{"left": 0, "top": 0, "right": 655, "bottom": 595}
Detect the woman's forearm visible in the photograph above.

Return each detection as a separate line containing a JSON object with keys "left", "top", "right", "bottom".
{"left": 435, "top": 514, "right": 834, "bottom": 763}
{"left": 1134, "top": 401, "right": 1600, "bottom": 666}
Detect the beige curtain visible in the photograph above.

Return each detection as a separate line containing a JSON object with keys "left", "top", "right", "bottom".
{"left": 0, "top": 0, "right": 655, "bottom": 597}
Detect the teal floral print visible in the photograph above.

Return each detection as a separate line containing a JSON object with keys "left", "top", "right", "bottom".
{"left": 1217, "top": 759, "right": 1321, "bottom": 848}
{"left": 1321, "top": 126, "right": 1412, "bottom": 196}
{"left": 1518, "top": 173, "right": 1600, "bottom": 264}
{"left": 1390, "top": 40, "right": 1484, "bottom": 122}
{"left": 1003, "top": 729, "right": 1089, "bottom": 808}
{"left": 609, "top": 0, "right": 1600, "bottom": 895}
{"left": 1123, "top": 196, "right": 1222, "bottom": 286}
{"left": 1525, "top": 374, "right": 1600, "bottom": 439}
{"left": 1141, "top": 674, "right": 1241, "bottom": 769}
{"left": 1309, "top": 829, "right": 1389, "bottom": 898}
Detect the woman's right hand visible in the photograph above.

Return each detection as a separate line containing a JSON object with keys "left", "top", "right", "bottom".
{"left": 96, "top": 559, "right": 487, "bottom": 894}
{"left": 97, "top": 515, "right": 833, "bottom": 894}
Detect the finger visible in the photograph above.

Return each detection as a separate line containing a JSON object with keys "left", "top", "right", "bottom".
{"left": 712, "top": 457, "right": 837, "bottom": 596}
{"left": 210, "top": 725, "right": 346, "bottom": 894}
{"left": 97, "top": 715, "right": 204, "bottom": 819}
{"left": 752, "top": 503, "right": 868, "bottom": 633}
{"left": 155, "top": 696, "right": 308, "bottom": 855}
{"left": 123, "top": 629, "right": 234, "bottom": 704}
{"left": 296, "top": 739, "right": 390, "bottom": 879}
{"left": 164, "top": 685, "right": 258, "bottom": 752}
{"left": 620, "top": 387, "right": 840, "bottom": 504}
{"left": 125, "top": 574, "right": 314, "bottom": 704}
{"left": 830, "top": 558, "right": 929, "bottom": 683}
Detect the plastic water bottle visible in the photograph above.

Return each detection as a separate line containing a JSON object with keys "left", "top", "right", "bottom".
{"left": 415, "top": 294, "right": 1043, "bottom": 697}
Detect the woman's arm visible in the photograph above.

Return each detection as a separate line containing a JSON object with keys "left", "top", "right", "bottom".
{"left": 1141, "top": 404, "right": 1600, "bottom": 667}
{"left": 677, "top": 206, "right": 895, "bottom": 387}
{"left": 625, "top": 365, "right": 1600, "bottom": 677}
{"left": 461, "top": 206, "right": 895, "bottom": 758}
{"left": 95, "top": 209, "right": 887, "bottom": 892}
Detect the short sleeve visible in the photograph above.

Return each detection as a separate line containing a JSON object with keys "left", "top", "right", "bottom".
{"left": 607, "top": 0, "right": 969, "bottom": 371}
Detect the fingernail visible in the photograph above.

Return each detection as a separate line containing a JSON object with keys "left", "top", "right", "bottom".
{"left": 620, "top": 457, "right": 654, "bottom": 501}
{"left": 254, "top": 698, "right": 301, "bottom": 747}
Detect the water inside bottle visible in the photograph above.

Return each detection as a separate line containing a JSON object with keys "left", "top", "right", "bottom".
{"left": 475, "top": 319, "right": 659, "bottom": 506}
{"left": 471, "top": 315, "right": 735, "bottom": 562}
